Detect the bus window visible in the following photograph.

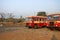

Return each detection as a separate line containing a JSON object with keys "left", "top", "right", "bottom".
{"left": 33, "top": 18, "right": 38, "bottom": 21}
{"left": 40, "top": 18, "right": 44, "bottom": 21}
{"left": 44, "top": 18, "right": 46, "bottom": 21}
{"left": 25, "top": 18, "right": 32, "bottom": 22}
{"left": 47, "top": 16, "right": 53, "bottom": 20}
{"left": 40, "top": 18, "right": 41, "bottom": 21}
{"left": 53, "top": 16, "right": 59, "bottom": 21}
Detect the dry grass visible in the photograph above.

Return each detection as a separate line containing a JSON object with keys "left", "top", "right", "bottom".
{"left": 0, "top": 22, "right": 60, "bottom": 40}
{"left": 0, "top": 22, "right": 26, "bottom": 27}
{"left": 0, "top": 27, "right": 60, "bottom": 40}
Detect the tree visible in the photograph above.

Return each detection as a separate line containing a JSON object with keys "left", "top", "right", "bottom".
{"left": 18, "top": 16, "right": 25, "bottom": 23}
{"left": 37, "top": 12, "right": 47, "bottom": 16}
{"left": 7, "top": 13, "right": 14, "bottom": 18}
{"left": 6, "top": 13, "right": 15, "bottom": 22}
{"left": 0, "top": 13, "right": 6, "bottom": 22}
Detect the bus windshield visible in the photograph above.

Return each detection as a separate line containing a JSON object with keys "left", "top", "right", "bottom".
{"left": 47, "top": 15, "right": 60, "bottom": 21}
{"left": 47, "top": 16, "right": 53, "bottom": 20}
{"left": 53, "top": 16, "right": 59, "bottom": 21}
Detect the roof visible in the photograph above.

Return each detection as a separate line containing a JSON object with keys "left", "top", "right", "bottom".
{"left": 48, "top": 13, "right": 60, "bottom": 16}
{"left": 26, "top": 16, "right": 47, "bottom": 18}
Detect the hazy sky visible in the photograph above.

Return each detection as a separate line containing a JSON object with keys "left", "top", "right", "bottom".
{"left": 0, "top": 0, "right": 60, "bottom": 18}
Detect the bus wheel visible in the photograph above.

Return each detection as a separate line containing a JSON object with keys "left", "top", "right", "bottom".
{"left": 57, "top": 28, "right": 60, "bottom": 31}
{"left": 55, "top": 27, "right": 58, "bottom": 30}
{"left": 50, "top": 27, "right": 54, "bottom": 30}
{"left": 34, "top": 25, "right": 38, "bottom": 29}
{"left": 28, "top": 26, "right": 32, "bottom": 29}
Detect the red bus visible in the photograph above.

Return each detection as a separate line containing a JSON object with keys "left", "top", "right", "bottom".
{"left": 25, "top": 16, "right": 47, "bottom": 28}
{"left": 47, "top": 14, "right": 60, "bottom": 30}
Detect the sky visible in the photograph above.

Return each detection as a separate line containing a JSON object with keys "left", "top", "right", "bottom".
{"left": 0, "top": 0, "right": 60, "bottom": 18}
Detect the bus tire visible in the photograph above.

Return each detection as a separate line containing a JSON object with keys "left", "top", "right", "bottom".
{"left": 28, "top": 26, "right": 32, "bottom": 29}
{"left": 34, "top": 25, "right": 38, "bottom": 29}
{"left": 57, "top": 27, "right": 60, "bottom": 31}
{"left": 49, "top": 27, "right": 54, "bottom": 30}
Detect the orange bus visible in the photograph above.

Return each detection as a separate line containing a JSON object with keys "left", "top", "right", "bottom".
{"left": 47, "top": 14, "right": 60, "bottom": 30}
{"left": 25, "top": 16, "right": 47, "bottom": 28}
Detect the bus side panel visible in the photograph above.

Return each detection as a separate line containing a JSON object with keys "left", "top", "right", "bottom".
{"left": 54, "top": 23, "right": 60, "bottom": 27}
{"left": 31, "top": 23, "right": 34, "bottom": 28}
{"left": 45, "top": 22, "right": 50, "bottom": 27}
{"left": 26, "top": 23, "right": 34, "bottom": 28}
{"left": 39, "top": 23, "right": 45, "bottom": 27}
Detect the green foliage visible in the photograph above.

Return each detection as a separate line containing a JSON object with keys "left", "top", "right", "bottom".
{"left": 37, "top": 12, "right": 47, "bottom": 16}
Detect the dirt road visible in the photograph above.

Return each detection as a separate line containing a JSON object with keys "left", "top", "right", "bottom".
{"left": 0, "top": 27, "right": 60, "bottom": 40}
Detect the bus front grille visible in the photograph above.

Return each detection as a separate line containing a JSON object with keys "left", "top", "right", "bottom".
{"left": 50, "top": 22, "right": 54, "bottom": 27}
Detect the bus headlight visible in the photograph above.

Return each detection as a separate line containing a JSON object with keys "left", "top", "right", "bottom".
{"left": 56, "top": 25, "right": 58, "bottom": 26}
{"left": 47, "top": 25, "right": 48, "bottom": 26}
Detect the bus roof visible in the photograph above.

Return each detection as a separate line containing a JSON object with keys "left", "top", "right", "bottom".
{"left": 26, "top": 16, "right": 47, "bottom": 18}
{"left": 48, "top": 14, "right": 60, "bottom": 16}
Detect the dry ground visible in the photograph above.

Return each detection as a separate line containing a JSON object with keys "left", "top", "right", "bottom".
{"left": 0, "top": 27, "right": 60, "bottom": 40}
